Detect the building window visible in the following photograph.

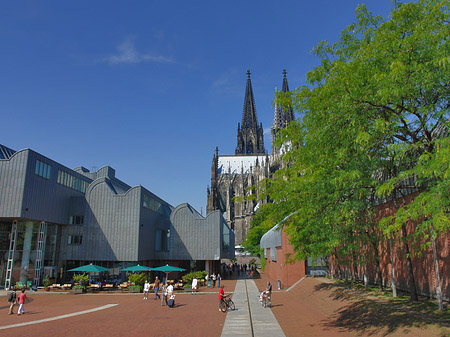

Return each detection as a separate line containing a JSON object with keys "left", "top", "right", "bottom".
{"left": 69, "top": 216, "right": 84, "bottom": 225}
{"left": 155, "top": 229, "right": 169, "bottom": 251}
{"left": 222, "top": 222, "right": 230, "bottom": 251}
{"left": 143, "top": 194, "right": 171, "bottom": 217}
{"left": 68, "top": 235, "right": 82, "bottom": 245}
{"left": 35, "top": 160, "right": 51, "bottom": 179}
{"left": 57, "top": 170, "right": 89, "bottom": 193}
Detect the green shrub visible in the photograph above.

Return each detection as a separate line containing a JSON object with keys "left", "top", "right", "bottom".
{"left": 73, "top": 284, "right": 86, "bottom": 290}
{"left": 182, "top": 271, "right": 207, "bottom": 283}
{"left": 43, "top": 276, "right": 51, "bottom": 288}
{"left": 194, "top": 271, "right": 207, "bottom": 279}
{"left": 182, "top": 272, "right": 194, "bottom": 283}
{"left": 73, "top": 273, "right": 89, "bottom": 285}
{"left": 129, "top": 285, "right": 142, "bottom": 291}
{"left": 260, "top": 250, "right": 266, "bottom": 271}
{"left": 183, "top": 283, "right": 192, "bottom": 289}
{"left": 128, "top": 273, "right": 146, "bottom": 286}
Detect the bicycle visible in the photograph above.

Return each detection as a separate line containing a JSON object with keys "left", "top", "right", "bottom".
{"left": 259, "top": 290, "right": 271, "bottom": 308}
{"left": 219, "top": 295, "right": 235, "bottom": 312}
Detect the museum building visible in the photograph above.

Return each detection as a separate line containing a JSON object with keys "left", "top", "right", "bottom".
{"left": 0, "top": 144, "right": 234, "bottom": 289}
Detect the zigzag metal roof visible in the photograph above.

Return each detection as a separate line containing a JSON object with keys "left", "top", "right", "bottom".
{"left": 0, "top": 144, "right": 16, "bottom": 159}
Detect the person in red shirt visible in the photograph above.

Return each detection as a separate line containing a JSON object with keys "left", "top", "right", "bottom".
{"left": 17, "top": 289, "right": 29, "bottom": 316}
{"left": 218, "top": 285, "right": 225, "bottom": 312}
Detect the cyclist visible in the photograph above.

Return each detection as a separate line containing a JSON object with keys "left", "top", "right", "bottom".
{"left": 266, "top": 281, "right": 272, "bottom": 307}
{"left": 218, "top": 285, "right": 225, "bottom": 312}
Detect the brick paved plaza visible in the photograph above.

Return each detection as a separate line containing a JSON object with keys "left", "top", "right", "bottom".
{"left": 1, "top": 276, "right": 449, "bottom": 337}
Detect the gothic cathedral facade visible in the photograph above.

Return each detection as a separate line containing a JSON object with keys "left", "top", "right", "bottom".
{"left": 207, "top": 70, "right": 294, "bottom": 245}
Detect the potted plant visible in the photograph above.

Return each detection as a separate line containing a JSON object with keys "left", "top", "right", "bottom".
{"left": 72, "top": 273, "right": 89, "bottom": 294}
{"left": 128, "top": 273, "right": 146, "bottom": 293}
{"left": 43, "top": 276, "right": 51, "bottom": 291}
{"left": 183, "top": 283, "right": 192, "bottom": 292}
{"left": 129, "top": 284, "right": 142, "bottom": 293}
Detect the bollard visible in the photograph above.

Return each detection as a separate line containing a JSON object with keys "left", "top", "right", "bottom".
{"left": 277, "top": 280, "right": 281, "bottom": 290}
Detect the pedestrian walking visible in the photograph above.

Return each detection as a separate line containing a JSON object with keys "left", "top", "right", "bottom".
{"left": 143, "top": 280, "right": 150, "bottom": 300}
{"left": 7, "top": 290, "right": 16, "bottom": 315}
{"left": 167, "top": 283, "right": 174, "bottom": 298}
{"left": 192, "top": 277, "right": 198, "bottom": 295}
{"left": 161, "top": 283, "right": 168, "bottom": 306}
{"left": 154, "top": 277, "right": 161, "bottom": 300}
{"left": 217, "top": 274, "right": 221, "bottom": 288}
{"left": 211, "top": 273, "right": 216, "bottom": 288}
{"left": 266, "top": 281, "right": 272, "bottom": 307}
{"left": 17, "top": 289, "right": 29, "bottom": 316}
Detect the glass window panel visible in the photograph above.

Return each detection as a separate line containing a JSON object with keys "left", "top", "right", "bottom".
{"left": 155, "top": 230, "right": 161, "bottom": 251}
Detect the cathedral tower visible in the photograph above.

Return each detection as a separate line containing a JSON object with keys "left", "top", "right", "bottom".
{"left": 271, "top": 69, "right": 295, "bottom": 165}
{"left": 207, "top": 70, "right": 295, "bottom": 245}
{"left": 235, "top": 70, "right": 266, "bottom": 155}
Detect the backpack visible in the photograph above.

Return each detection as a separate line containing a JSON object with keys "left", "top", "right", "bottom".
{"left": 8, "top": 292, "right": 16, "bottom": 302}
{"left": 168, "top": 299, "right": 175, "bottom": 307}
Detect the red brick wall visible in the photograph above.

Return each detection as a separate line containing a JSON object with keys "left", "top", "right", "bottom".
{"left": 263, "top": 229, "right": 306, "bottom": 289}
{"left": 330, "top": 195, "right": 450, "bottom": 300}
{"left": 263, "top": 192, "right": 450, "bottom": 299}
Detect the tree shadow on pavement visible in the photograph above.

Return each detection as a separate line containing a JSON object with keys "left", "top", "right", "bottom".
{"left": 315, "top": 282, "right": 450, "bottom": 336}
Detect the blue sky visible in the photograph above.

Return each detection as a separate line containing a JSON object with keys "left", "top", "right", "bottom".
{"left": 0, "top": 1, "right": 394, "bottom": 213}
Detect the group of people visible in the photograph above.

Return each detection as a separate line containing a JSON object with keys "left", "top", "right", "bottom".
{"left": 220, "top": 263, "right": 257, "bottom": 279}
{"left": 143, "top": 277, "right": 175, "bottom": 307}
{"left": 7, "top": 289, "right": 30, "bottom": 315}
{"left": 205, "top": 273, "right": 221, "bottom": 288}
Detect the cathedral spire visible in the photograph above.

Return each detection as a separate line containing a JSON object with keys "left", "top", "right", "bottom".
{"left": 241, "top": 70, "right": 258, "bottom": 130}
{"left": 272, "top": 86, "right": 282, "bottom": 130}
{"left": 282, "top": 69, "right": 289, "bottom": 93}
{"left": 277, "top": 69, "right": 295, "bottom": 128}
{"left": 235, "top": 70, "right": 266, "bottom": 155}
{"left": 271, "top": 69, "right": 295, "bottom": 157}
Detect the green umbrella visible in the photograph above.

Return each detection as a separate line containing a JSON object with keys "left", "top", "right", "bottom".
{"left": 121, "top": 265, "right": 154, "bottom": 272}
{"left": 152, "top": 265, "right": 186, "bottom": 283}
{"left": 68, "top": 263, "right": 110, "bottom": 272}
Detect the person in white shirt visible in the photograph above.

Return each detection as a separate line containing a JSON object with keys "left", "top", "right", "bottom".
{"left": 192, "top": 277, "right": 198, "bottom": 295}
{"left": 167, "top": 284, "right": 174, "bottom": 297}
{"left": 143, "top": 280, "right": 150, "bottom": 300}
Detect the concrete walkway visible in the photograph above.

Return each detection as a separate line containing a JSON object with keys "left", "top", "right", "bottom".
{"left": 221, "top": 278, "right": 285, "bottom": 337}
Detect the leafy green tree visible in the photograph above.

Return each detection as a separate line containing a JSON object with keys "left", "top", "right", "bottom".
{"left": 251, "top": 0, "right": 450, "bottom": 306}
{"left": 243, "top": 203, "right": 281, "bottom": 256}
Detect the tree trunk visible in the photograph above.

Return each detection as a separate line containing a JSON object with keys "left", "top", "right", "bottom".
{"left": 353, "top": 252, "right": 359, "bottom": 282}
{"left": 401, "top": 223, "right": 418, "bottom": 301}
{"left": 364, "top": 264, "right": 368, "bottom": 289}
{"left": 371, "top": 240, "right": 383, "bottom": 291}
{"left": 330, "top": 255, "right": 334, "bottom": 279}
{"left": 431, "top": 228, "right": 443, "bottom": 311}
{"left": 389, "top": 234, "right": 397, "bottom": 297}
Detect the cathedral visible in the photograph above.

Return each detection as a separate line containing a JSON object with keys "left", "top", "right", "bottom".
{"left": 207, "top": 70, "right": 294, "bottom": 244}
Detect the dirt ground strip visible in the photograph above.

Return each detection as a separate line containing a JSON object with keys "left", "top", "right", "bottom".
{"left": 0, "top": 279, "right": 236, "bottom": 337}
{"left": 254, "top": 274, "right": 450, "bottom": 337}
